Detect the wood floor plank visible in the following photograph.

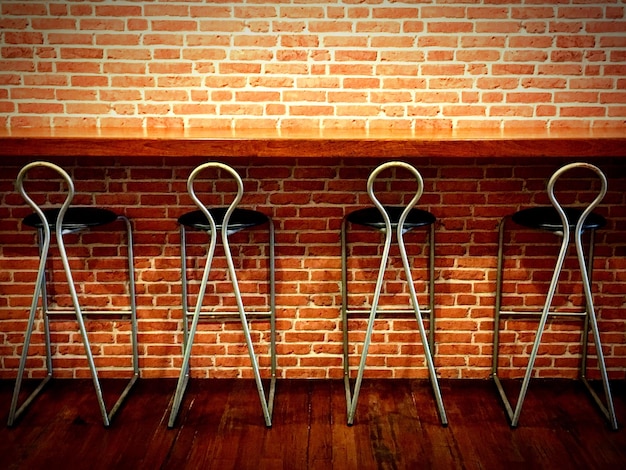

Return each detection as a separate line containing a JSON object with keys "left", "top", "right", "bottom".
{"left": 306, "top": 380, "right": 333, "bottom": 468}
{"left": 270, "top": 379, "right": 310, "bottom": 468}
{"left": 166, "top": 379, "right": 240, "bottom": 468}
{"left": 0, "top": 378, "right": 625, "bottom": 469}
{"left": 328, "top": 380, "right": 360, "bottom": 469}
{"left": 112, "top": 379, "right": 178, "bottom": 469}
{"left": 226, "top": 381, "right": 277, "bottom": 469}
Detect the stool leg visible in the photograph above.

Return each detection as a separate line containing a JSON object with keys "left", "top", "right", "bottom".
{"left": 8, "top": 227, "right": 53, "bottom": 426}
{"left": 576, "top": 230, "right": 618, "bottom": 430}
{"left": 580, "top": 230, "right": 593, "bottom": 379}
{"left": 341, "top": 217, "right": 352, "bottom": 413}
{"left": 492, "top": 217, "right": 515, "bottom": 418}
{"left": 399, "top": 226, "right": 447, "bottom": 426}
{"left": 39, "top": 228, "right": 53, "bottom": 379}
{"left": 105, "top": 216, "right": 139, "bottom": 422}
{"left": 492, "top": 217, "right": 507, "bottom": 375}
{"left": 511, "top": 223, "right": 570, "bottom": 427}
{"left": 428, "top": 223, "right": 435, "bottom": 355}
{"left": 508, "top": 229, "right": 569, "bottom": 427}
{"left": 346, "top": 226, "right": 393, "bottom": 425}
{"left": 266, "top": 219, "right": 277, "bottom": 418}
{"left": 56, "top": 225, "right": 110, "bottom": 426}
{"left": 168, "top": 225, "right": 218, "bottom": 428}
{"left": 179, "top": 224, "right": 190, "bottom": 359}
{"left": 72, "top": 217, "right": 139, "bottom": 427}
{"left": 124, "top": 215, "right": 139, "bottom": 379}
{"left": 223, "top": 226, "right": 273, "bottom": 427}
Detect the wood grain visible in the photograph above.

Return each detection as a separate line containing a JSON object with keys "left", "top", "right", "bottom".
{"left": 1, "top": 127, "right": 624, "bottom": 159}
{"left": 1, "top": 378, "right": 624, "bottom": 469}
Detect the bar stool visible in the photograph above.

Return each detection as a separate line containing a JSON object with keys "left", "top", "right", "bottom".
{"left": 168, "top": 162, "right": 276, "bottom": 428}
{"left": 9, "top": 161, "right": 139, "bottom": 427}
{"left": 492, "top": 162, "right": 617, "bottom": 429}
{"left": 341, "top": 161, "right": 447, "bottom": 426}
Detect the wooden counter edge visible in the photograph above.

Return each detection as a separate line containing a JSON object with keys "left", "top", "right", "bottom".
{"left": 1, "top": 128, "right": 625, "bottom": 159}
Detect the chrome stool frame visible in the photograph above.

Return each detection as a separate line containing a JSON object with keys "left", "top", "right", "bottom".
{"left": 341, "top": 161, "right": 447, "bottom": 426}
{"left": 492, "top": 162, "right": 617, "bottom": 430}
{"left": 9, "top": 161, "right": 139, "bottom": 427}
{"left": 168, "top": 162, "right": 276, "bottom": 428}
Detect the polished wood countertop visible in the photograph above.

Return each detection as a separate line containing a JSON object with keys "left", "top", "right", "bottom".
{"left": 1, "top": 127, "right": 624, "bottom": 159}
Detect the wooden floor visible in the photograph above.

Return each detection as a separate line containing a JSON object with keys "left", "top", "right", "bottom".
{"left": 0, "top": 378, "right": 625, "bottom": 469}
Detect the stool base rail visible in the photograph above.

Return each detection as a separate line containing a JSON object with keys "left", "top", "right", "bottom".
{"left": 183, "top": 309, "right": 275, "bottom": 320}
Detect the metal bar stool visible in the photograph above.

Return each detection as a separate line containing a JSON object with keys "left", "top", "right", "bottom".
{"left": 168, "top": 162, "right": 276, "bottom": 428}
{"left": 341, "top": 161, "right": 447, "bottom": 426}
{"left": 9, "top": 161, "right": 139, "bottom": 427}
{"left": 492, "top": 162, "right": 617, "bottom": 429}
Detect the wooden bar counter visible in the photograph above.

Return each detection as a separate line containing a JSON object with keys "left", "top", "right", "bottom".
{"left": 1, "top": 127, "right": 624, "bottom": 159}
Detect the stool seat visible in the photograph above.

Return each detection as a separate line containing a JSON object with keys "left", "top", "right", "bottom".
{"left": 178, "top": 207, "right": 268, "bottom": 232}
{"left": 347, "top": 206, "right": 436, "bottom": 230}
{"left": 23, "top": 207, "right": 118, "bottom": 231}
{"left": 512, "top": 206, "right": 606, "bottom": 232}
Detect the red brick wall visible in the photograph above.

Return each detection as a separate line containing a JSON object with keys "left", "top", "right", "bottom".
{"left": 1, "top": 157, "right": 625, "bottom": 380}
{"left": 1, "top": 1, "right": 625, "bottom": 130}
{"left": 1, "top": 1, "right": 625, "bottom": 381}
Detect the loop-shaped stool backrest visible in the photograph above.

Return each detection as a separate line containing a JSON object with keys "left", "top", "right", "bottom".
{"left": 16, "top": 161, "right": 75, "bottom": 259}
{"left": 16, "top": 161, "right": 85, "bottom": 322}
{"left": 366, "top": 161, "right": 425, "bottom": 238}
{"left": 547, "top": 162, "right": 607, "bottom": 313}
{"left": 187, "top": 161, "right": 244, "bottom": 237}
{"left": 547, "top": 162, "right": 607, "bottom": 243}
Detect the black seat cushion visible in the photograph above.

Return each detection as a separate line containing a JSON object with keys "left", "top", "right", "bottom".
{"left": 347, "top": 206, "right": 436, "bottom": 230}
{"left": 178, "top": 207, "right": 269, "bottom": 232}
{"left": 23, "top": 207, "right": 118, "bottom": 230}
{"left": 512, "top": 206, "right": 606, "bottom": 231}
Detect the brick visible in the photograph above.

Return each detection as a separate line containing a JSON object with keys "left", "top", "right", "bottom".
{"left": 2, "top": 3, "right": 47, "bottom": 16}
{"left": 97, "top": 34, "right": 141, "bottom": 46}
{"left": 427, "top": 22, "right": 473, "bottom": 34}
{"left": 558, "top": 7, "right": 603, "bottom": 20}
{"left": 280, "top": 7, "right": 322, "bottom": 19}
{"left": 422, "top": 6, "right": 465, "bottom": 18}
{"left": 80, "top": 19, "right": 125, "bottom": 31}
{"left": 32, "top": 18, "right": 77, "bottom": 30}
{"left": 96, "top": 5, "right": 142, "bottom": 17}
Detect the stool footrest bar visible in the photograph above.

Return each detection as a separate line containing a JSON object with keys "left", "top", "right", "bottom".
{"left": 345, "top": 308, "right": 432, "bottom": 317}
{"left": 46, "top": 309, "right": 134, "bottom": 316}
{"left": 184, "top": 309, "right": 272, "bottom": 319}
{"left": 497, "top": 309, "right": 587, "bottom": 318}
